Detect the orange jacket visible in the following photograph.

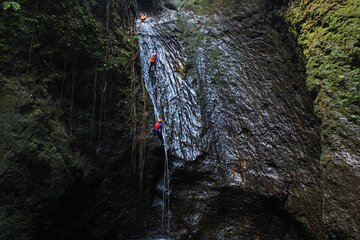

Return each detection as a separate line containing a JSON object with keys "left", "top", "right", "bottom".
{"left": 150, "top": 54, "right": 157, "bottom": 63}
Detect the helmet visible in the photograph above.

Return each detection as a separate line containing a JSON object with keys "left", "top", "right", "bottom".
{"left": 158, "top": 118, "right": 163, "bottom": 123}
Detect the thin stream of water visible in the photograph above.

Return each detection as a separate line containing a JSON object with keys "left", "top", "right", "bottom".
{"left": 138, "top": 17, "right": 172, "bottom": 239}
{"left": 137, "top": 9, "right": 201, "bottom": 238}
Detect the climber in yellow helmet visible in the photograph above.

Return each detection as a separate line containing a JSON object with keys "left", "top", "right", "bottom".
{"left": 140, "top": 14, "right": 147, "bottom": 22}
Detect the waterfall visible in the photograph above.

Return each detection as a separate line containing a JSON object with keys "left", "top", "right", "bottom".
{"left": 137, "top": 8, "right": 204, "bottom": 238}
{"left": 162, "top": 149, "right": 170, "bottom": 235}
{"left": 137, "top": 12, "right": 174, "bottom": 239}
{"left": 137, "top": 10, "right": 203, "bottom": 162}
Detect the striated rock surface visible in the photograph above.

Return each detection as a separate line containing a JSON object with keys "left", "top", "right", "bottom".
{"left": 138, "top": 0, "right": 323, "bottom": 239}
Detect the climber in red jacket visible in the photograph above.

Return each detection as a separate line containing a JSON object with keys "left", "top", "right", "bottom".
{"left": 154, "top": 118, "right": 163, "bottom": 141}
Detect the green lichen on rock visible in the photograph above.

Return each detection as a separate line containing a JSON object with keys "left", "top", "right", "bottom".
{"left": 285, "top": 0, "right": 360, "bottom": 120}
{"left": 175, "top": 12, "right": 229, "bottom": 89}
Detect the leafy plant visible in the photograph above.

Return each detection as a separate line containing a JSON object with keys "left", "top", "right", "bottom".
{"left": 1, "top": 1, "right": 20, "bottom": 11}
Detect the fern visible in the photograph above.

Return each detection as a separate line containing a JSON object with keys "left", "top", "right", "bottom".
{"left": 2, "top": 1, "right": 21, "bottom": 12}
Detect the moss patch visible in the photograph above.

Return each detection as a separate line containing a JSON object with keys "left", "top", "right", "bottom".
{"left": 0, "top": 73, "right": 92, "bottom": 239}
{"left": 285, "top": 0, "right": 360, "bottom": 120}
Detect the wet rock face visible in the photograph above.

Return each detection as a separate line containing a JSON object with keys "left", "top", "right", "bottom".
{"left": 138, "top": 0, "right": 322, "bottom": 239}
{"left": 321, "top": 120, "right": 360, "bottom": 239}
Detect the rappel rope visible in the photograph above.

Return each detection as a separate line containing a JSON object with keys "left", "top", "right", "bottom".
{"left": 139, "top": 21, "right": 171, "bottom": 238}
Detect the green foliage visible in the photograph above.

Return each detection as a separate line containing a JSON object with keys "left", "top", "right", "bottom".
{"left": 1, "top": 1, "right": 20, "bottom": 11}
{"left": 285, "top": 0, "right": 360, "bottom": 121}
{"left": 0, "top": 0, "right": 137, "bottom": 76}
{"left": 0, "top": 72, "right": 94, "bottom": 239}
{"left": 0, "top": 1, "right": 138, "bottom": 237}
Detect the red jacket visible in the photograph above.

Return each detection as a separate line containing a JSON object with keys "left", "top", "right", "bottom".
{"left": 154, "top": 122, "right": 161, "bottom": 130}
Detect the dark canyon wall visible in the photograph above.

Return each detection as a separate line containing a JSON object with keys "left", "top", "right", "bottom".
{"left": 286, "top": 0, "right": 360, "bottom": 239}
{"left": 0, "top": 0, "right": 358, "bottom": 239}
{"left": 0, "top": 0, "right": 161, "bottom": 239}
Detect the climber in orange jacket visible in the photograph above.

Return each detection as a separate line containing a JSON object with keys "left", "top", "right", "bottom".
{"left": 149, "top": 53, "right": 158, "bottom": 73}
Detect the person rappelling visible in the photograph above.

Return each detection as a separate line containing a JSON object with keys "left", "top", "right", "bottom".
{"left": 154, "top": 118, "right": 163, "bottom": 142}
{"left": 149, "top": 52, "right": 158, "bottom": 74}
